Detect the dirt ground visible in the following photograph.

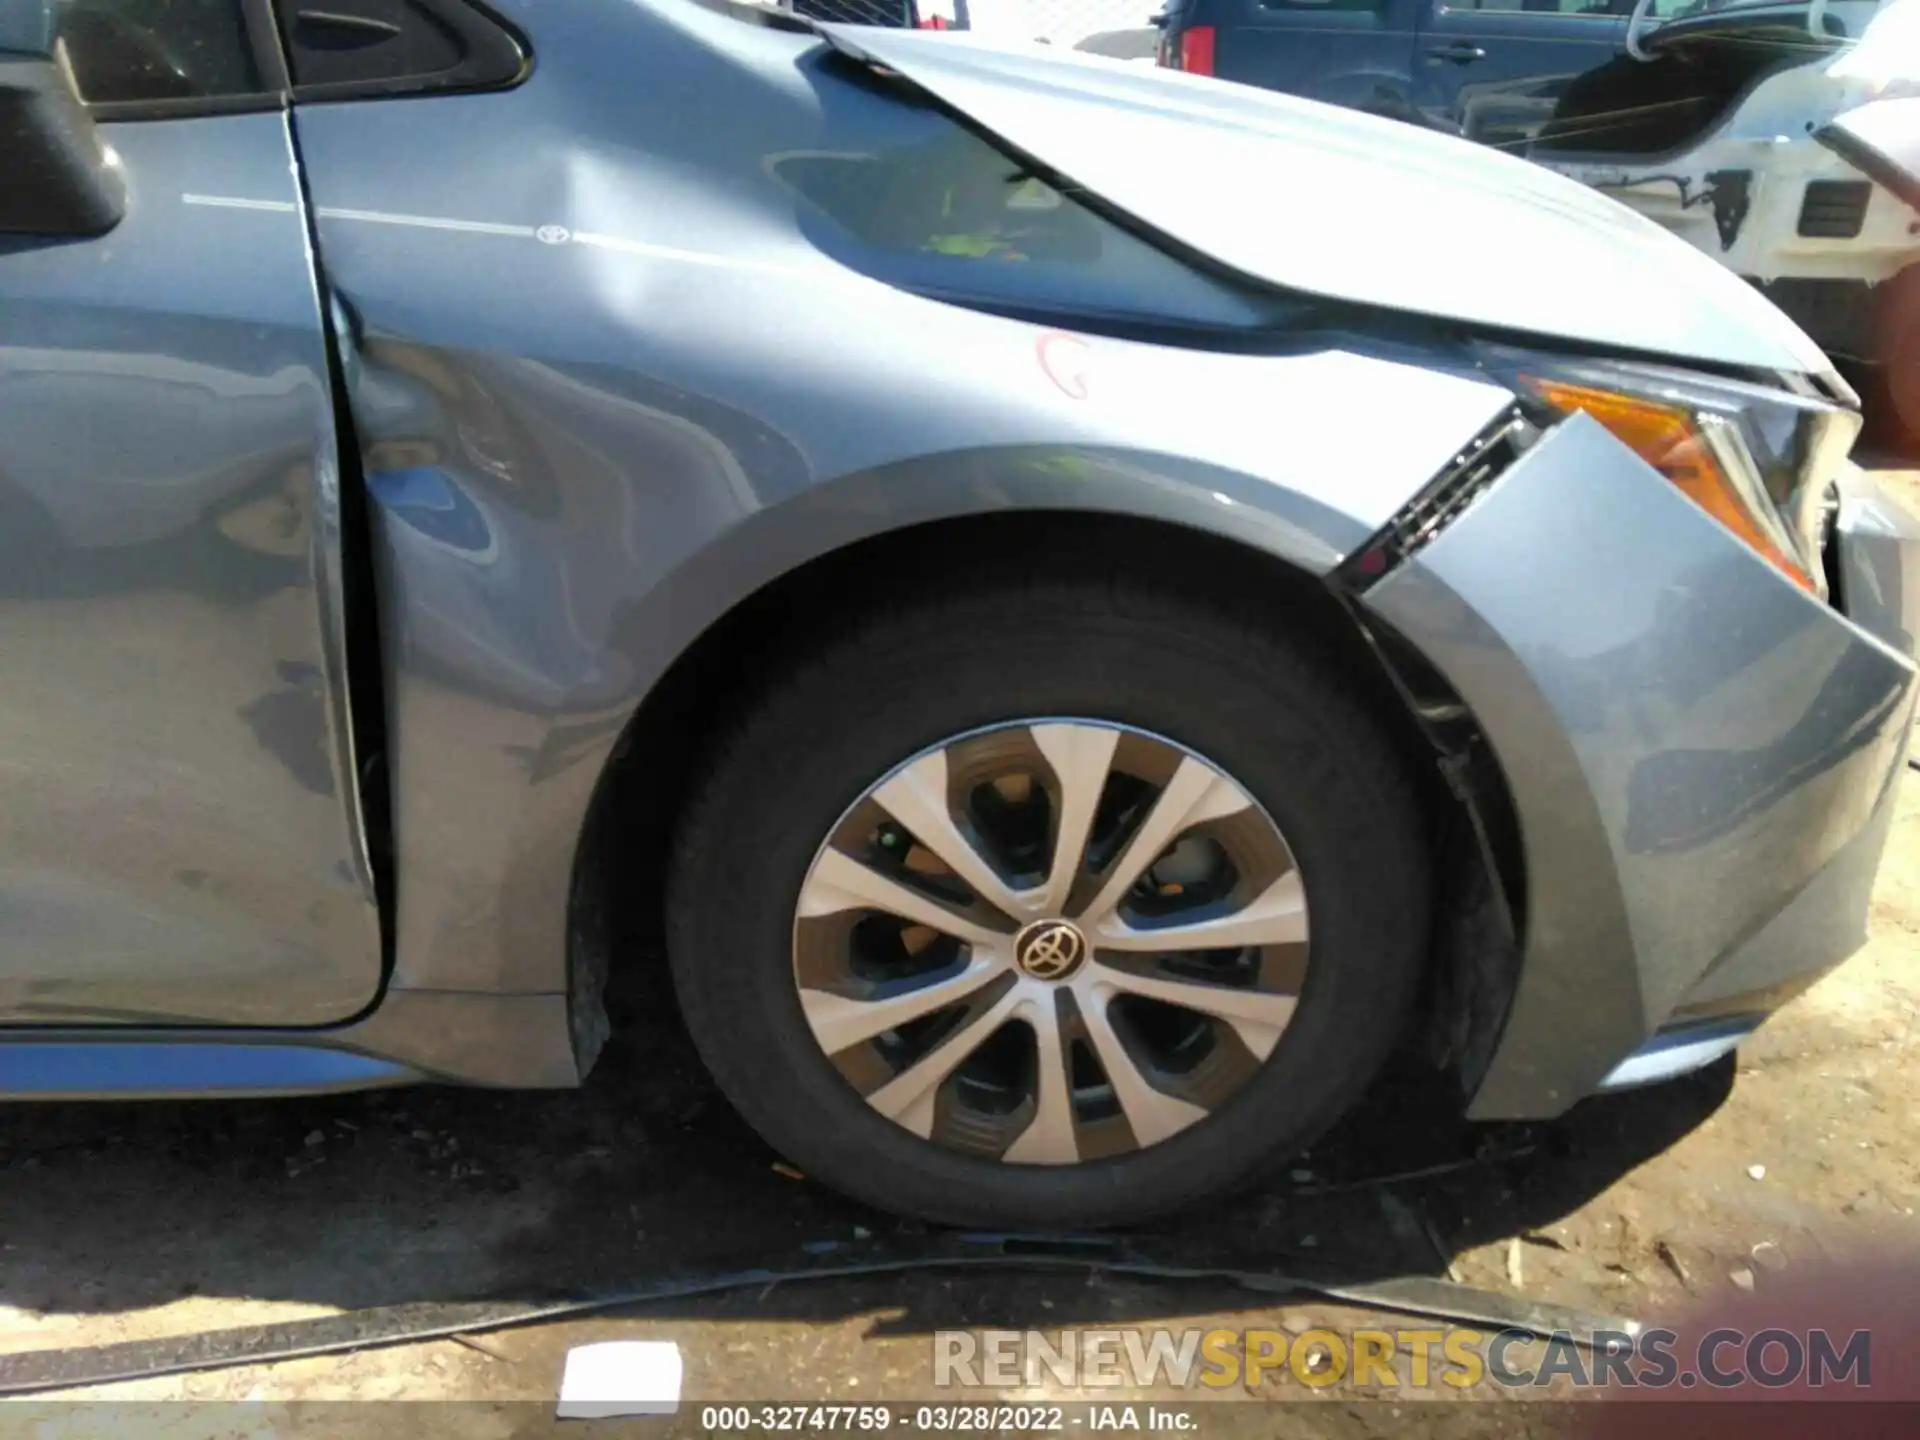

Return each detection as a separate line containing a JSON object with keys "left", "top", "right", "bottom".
{"left": 3, "top": 465, "right": 1919, "bottom": 1438}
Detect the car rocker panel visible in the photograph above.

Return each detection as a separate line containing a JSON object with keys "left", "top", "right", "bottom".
{"left": 1365, "top": 415, "right": 1919, "bottom": 1116}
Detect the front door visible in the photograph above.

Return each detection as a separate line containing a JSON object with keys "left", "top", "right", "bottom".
{"left": 0, "top": 1, "right": 382, "bottom": 1024}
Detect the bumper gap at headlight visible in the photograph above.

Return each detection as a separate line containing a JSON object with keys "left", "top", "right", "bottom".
{"left": 1333, "top": 407, "right": 1534, "bottom": 592}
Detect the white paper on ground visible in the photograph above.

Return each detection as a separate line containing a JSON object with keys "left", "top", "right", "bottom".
{"left": 556, "top": 1339, "right": 684, "bottom": 1419}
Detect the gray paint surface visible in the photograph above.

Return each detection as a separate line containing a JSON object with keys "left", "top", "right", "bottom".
{"left": 290, "top": 0, "right": 1510, "bottom": 1004}
{"left": 0, "top": 114, "right": 380, "bottom": 1026}
{"left": 1367, "top": 416, "right": 1916, "bottom": 1116}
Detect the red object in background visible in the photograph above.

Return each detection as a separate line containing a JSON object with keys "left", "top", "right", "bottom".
{"left": 916, "top": 14, "right": 949, "bottom": 26}
{"left": 1178, "top": 25, "right": 1215, "bottom": 75}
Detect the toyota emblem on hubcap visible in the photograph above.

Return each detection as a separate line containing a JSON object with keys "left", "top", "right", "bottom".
{"left": 1015, "top": 919, "right": 1088, "bottom": 981}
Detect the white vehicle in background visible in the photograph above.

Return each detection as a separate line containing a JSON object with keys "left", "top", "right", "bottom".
{"left": 1544, "top": 0, "right": 1919, "bottom": 436}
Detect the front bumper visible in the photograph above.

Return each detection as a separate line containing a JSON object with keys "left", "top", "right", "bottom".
{"left": 1593, "top": 1013, "right": 1761, "bottom": 1093}
{"left": 1361, "top": 416, "right": 1920, "bottom": 1118}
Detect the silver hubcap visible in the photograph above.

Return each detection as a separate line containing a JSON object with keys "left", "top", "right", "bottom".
{"left": 791, "top": 720, "right": 1310, "bottom": 1166}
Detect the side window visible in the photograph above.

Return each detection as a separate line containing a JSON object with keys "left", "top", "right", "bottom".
{"left": 58, "top": 0, "right": 262, "bottom": 106}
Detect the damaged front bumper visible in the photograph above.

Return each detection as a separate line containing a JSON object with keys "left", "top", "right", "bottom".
{"left": 1361, "top": 416, "right": 1920, "bottom": 1118}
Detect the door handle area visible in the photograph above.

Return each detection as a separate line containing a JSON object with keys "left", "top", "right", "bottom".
{"left": 1426, "top": 42, "right": 1488, "bottom": 62}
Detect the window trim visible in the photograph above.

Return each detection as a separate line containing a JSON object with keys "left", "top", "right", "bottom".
{"left": 244, "top": 0, "right": 295, "bottom": 94}
{"left": 88, "top": 91, "right": 277, "bottom": 121}
{"left": 1434, "top": 0, "right": 1627, "bottom": 18}
{"left": 271, "top": 0, "right": 530, "bottom": 107}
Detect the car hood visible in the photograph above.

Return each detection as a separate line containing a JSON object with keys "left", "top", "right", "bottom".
{"left": 819, "top": 26, "right": 1832, "bottom": 375}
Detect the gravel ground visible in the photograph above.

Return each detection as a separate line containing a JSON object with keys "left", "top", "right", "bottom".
{"left": 2, "top": 464, "right": 1917, "bottom": 1438}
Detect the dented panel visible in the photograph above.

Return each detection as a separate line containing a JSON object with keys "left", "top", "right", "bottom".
{"left": 289, "top": 0, "right": 1512, "bottom": 1000}
{"left": 0, "top": 116, "right": 383, "bottom": 1026}
{"left": 1365, "top": 414, "right": 1916, "bottom": 1116}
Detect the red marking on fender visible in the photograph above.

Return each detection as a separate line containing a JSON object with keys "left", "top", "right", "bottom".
{"left": 1036, "top": 332, "right": 1092, "bottom": 400}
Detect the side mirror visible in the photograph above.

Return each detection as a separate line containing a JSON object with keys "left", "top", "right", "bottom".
{"left": 0, "top": 1, "right": 126, "bottom": 237}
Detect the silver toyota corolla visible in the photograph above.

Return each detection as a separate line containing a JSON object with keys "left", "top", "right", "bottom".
{"left": 1, "top": 0, "right": 1915, "bottom": 1228}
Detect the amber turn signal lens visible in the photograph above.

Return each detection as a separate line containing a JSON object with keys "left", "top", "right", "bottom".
{"left": 1522, "top": 377, "right": 1814, "bottom": 591}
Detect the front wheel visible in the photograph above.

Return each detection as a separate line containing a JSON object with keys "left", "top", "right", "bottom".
{"left": 667, "top": 570, "right": 1431, "bottom": 1228}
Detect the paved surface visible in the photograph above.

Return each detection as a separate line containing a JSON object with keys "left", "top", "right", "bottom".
{"left": 2, "top": 466, "right": 1918, "bottom": 1435}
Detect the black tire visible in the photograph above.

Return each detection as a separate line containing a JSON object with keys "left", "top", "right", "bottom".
{"left": 666, "top": 566, "right": 1431, "bottom": 1228}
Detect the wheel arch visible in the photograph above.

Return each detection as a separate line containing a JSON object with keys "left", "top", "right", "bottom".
{"left": 567, "top": 500, "right": 1527, "bottom": 1098}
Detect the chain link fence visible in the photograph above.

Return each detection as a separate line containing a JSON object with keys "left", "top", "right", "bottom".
{"left": 788, "top": 0, "right": 918, "bottom": 24}
{"left": 969, "top": 0, "right": 1161, "bottom": 51}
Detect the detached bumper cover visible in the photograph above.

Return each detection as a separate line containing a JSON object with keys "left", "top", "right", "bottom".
{"left": 1363, "top": 415, "right": 1920, "bottom": 1117}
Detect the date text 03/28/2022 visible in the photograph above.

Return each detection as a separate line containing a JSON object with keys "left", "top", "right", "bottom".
{"left": 699, "top": 1406, "right": 1195, "bottom": 1431}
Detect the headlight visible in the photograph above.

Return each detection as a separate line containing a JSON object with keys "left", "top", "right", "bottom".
{"left": 1476, "top": 347, "right": 1860, "bottom": 596}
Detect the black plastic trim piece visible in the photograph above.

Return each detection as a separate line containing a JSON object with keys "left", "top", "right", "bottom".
{"left": 1796, "top": 178, "right": 1872, "bottom": 239}
{"left": 1333, "top": 409, "right": 1534, "bottom": 593}
{"left": 273, "top": 0, "right": 530, "bottom": 106}
{"left": 0, "top": 53, "right": 127, "bottom": 234}
{"left": 244, "top": 0, "right": 294, "bottom": 94}
{"left": 85, "top": 90, "right": 282, "bottom": 123}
